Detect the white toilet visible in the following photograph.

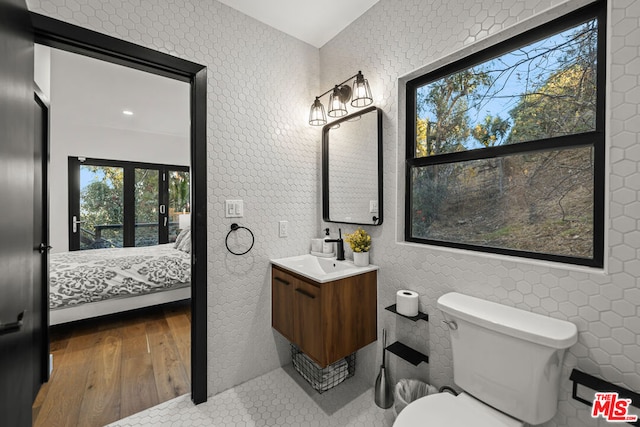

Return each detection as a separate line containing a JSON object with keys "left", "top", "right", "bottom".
{"left": 394, "top": 292, "right": 578, "bottom": 426}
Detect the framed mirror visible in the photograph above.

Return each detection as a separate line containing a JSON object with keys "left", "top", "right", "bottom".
{"left": 322, "top": 106, "right": 382, "bottom": 226}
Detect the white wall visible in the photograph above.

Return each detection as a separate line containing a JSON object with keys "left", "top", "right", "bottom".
{"left": 34, "top": 44, "right": 50, "bottom": 99}
{"left": 48, "top": 49, "right": 190, "bottom": 253}
{"left": 320, "top": 0, "right": 640, "bottom": 426}
{"left": 26, "top": 0, "right": 320, "bottom": 397}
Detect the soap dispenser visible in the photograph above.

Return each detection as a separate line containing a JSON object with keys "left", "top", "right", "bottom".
{"left": 322, "top": 228, "right": 334, "bottom": 254}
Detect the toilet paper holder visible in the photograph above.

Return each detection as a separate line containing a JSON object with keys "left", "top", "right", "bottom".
{"left": 384, "top": 304, "right": 429, "bottom": 322}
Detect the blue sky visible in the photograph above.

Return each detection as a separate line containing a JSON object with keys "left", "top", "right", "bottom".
{"left": 416, "top": 19, "right": 595, "bottom": 150}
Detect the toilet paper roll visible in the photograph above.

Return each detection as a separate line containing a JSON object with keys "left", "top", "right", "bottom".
{"left": 396, "top": 290, "right": 419, "bottom": 317}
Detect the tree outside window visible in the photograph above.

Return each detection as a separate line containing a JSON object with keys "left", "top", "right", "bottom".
{"left": 406, "top": 4, "right": 604, "bottom": 267}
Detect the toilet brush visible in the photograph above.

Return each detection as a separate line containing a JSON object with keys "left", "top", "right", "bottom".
{"left": 374, "top": 329, "right": 394, "bottom": 408}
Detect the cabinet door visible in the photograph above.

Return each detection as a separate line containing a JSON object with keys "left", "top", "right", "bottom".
{"left": 324, "top": 271, "right": 377, "bottom": 364}
{"left": 272, "top": 268, "right": 294, "bottom": 341}
{"left": 293, "top": 280, "right": 323, "bottom": 365}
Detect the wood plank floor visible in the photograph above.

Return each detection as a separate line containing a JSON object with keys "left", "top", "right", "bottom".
{"left": 33, "top": 301, "right": 191, "bottom": 427}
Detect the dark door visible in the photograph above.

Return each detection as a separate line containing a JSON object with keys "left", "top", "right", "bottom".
{"left": 34, "top": 90, "right": 51, "bottom": 386}
{"left": 0, "top": 0, "right": 42, "bottom": 426}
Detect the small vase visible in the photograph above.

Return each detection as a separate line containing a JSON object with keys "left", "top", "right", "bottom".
{"left": 353, "top": 251, "right": 369, "bottom": 267}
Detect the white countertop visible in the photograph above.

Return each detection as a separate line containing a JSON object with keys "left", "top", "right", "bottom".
{"left": 271, "top": 253, "right": 378, "bottom": 283}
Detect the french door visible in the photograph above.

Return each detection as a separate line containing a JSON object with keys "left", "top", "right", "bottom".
{"left": 68, "top": 157, "right": 189, "bottom": 251}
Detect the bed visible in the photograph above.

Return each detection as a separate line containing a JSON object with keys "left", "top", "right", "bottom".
{"left": 49, "top": 232, "right": 192, "bottom": 325}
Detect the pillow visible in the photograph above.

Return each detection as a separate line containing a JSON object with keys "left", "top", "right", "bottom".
{"left": 174, "top": 226, "right": 190, "bottom": 249}
{"left": 177, "top": 228, "right": 191, "bottom": 254}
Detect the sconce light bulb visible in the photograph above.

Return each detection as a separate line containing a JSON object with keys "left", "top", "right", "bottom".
{"left": 328, "top": 86, "right": 348, "bottom": 118}
{"left": 351, "top": 72, "right": 373, "bottom": 108}
{"left": 309, "top": 97, "right": 327, "bottom": 126}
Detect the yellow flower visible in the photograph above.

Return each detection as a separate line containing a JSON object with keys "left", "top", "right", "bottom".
{"left": 344, "top": 227, "right": 371, "bottom": 252}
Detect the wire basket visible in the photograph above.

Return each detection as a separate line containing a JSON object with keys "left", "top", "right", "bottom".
{"left": 291, "top": 344, "right": 356, "bottom": 393}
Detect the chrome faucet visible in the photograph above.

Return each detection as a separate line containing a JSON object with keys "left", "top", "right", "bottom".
{"left": 325, "top": 228, "right": 345, "bottom": 261}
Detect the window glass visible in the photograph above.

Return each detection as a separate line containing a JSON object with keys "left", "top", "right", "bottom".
{"left": 71, "top": 159, "right": 189, "bottom": 250}
{"left": 414, "top": 19, "right": 597, "bottom": 158}
{"left": 79, "top": 165, "right": 124, "bottom": 249}
{"left": 406, "top": 5, "right": 603, "bottom": 267}
{"left": 168, "top": 171, "right": 190, "bottom": 243}
{"left": 411, "top": 146, "right": 594, "bottom": 259}
{"left": 135, "top": 168, "right": 159, "bottom": 247}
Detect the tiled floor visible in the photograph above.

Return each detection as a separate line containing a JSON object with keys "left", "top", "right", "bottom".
{"left": 108, "top": 365, "right": 395, "bottom": 427}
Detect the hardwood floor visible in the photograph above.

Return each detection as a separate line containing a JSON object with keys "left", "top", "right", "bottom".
{"left": 33, "top": 301, "right": 191, "bottom": 427}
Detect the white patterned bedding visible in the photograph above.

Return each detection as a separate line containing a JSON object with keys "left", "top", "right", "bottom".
{"left": 50, "top": 244, "right": 191, "bottom": 310}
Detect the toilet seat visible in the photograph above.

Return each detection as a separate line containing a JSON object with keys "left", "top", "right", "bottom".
{"left": 393, "top": 392, "right": 524, "bottom": 427}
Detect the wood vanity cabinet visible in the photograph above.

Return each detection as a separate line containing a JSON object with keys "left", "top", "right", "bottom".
{"left": 271, "top": 265, "right": 377, "bottom": 367}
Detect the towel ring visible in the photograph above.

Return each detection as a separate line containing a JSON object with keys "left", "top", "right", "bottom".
{"left": 225, "top": 223, "right": 255, "bottom": 256}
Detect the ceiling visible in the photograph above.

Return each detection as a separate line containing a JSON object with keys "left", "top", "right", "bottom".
{"left": 50, "top": 47, "right": 190, "bottom": 138}
{"left": 216, "top": 0, "right": 379, "bottom": 48}
{"left": 43, "top": 0, "right": 381, "bottom": 135}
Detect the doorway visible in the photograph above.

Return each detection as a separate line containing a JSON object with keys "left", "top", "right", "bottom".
{"left": 31, "top": 10, "right": 207, "bottom": 416}
{"left": 33, "top": 45, "right": 193, "bottom": 426}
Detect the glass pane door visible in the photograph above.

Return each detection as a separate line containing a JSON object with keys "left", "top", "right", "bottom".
{"left": 168, "top": 170, "right": 190, "bottom": 243}
{"left": 135, "top": 168, "right": 160, "bottom": 247}
{"left": 79, "top": 165, "right": 124, "bottom": 249}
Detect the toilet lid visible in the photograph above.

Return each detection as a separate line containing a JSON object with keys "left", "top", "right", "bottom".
{"left": 394, "top": 392, "right": 524, "bottom": 427}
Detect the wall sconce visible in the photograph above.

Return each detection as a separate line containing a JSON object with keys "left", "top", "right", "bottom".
{"left": 309, "top": 71, "right": 373, "bottom": 126}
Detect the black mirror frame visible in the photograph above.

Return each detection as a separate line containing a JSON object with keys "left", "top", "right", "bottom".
{"left": 322, "top": 105, "right": 383, "bottom": 226}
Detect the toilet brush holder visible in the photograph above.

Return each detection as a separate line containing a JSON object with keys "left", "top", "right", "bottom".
{"left": 375, "top": 329, "right": 394, "bottom": 408}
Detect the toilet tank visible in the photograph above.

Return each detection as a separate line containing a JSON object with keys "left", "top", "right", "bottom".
{"left": 437, "top": 292, "right": 578, "bottom": 425}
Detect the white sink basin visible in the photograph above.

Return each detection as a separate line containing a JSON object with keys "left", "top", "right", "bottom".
{"left": 271, "top": 254, "right": 378, "bottom": 283}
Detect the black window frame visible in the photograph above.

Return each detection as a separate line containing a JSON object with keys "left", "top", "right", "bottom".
{"left": 68, "top": 157, "right": 189, "bottom": 250}
{"left": 405, "top": 1, "right": 605, "bottom": 268}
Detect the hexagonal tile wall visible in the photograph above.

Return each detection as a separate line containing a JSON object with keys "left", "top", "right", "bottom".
{"left": 320, "top": 0, "right": 640, "bottom": 426}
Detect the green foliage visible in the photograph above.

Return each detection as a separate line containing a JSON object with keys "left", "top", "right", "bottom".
{"left": 508, "top": 21, "right": 597, "bottom": 143}
{"left": 411, "top": 19, "right": 598, "bottom": 252}
{"left": 472, "top": 115, "right": 510, "bottom": 147}
{"left": 507, "top": 64, "right": 596, "bottom": 143}
{"left": 81, "top": 166, "right": 124, "bottom": 232}
{"left": 414, "top": 70, "right": 491, "bottom": 233}
{"left": 411, "top": 165, "right": 451, "bottom": 236}
{"left": 169, "top": 171, "right": 190, "bottom": 212}
{"left": 416, "top": 70, "right": 491, "bottom": 156}
{"left": 135, "top": 169, "right": 159, "bottom": 224}
{"left": 80, "top": 166, "right": 190, "bottom": 248}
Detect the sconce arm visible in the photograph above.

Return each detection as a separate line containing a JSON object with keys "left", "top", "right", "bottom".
{"left": 314, "top": 72, "right": 360, "bottom": 99}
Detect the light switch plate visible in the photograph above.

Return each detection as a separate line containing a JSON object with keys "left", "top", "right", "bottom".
{"left": 225, "top": 200, "right": 243, "bottom": 218}
{"left": 279, "top": 220, "right": 288, "bottom": 238}
{"left": 369, "top": 200, "right": 379, "bottom": 213}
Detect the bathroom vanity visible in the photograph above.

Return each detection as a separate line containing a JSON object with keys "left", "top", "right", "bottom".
{"left": 271, "top": 255, "right": 378, "bottom": 367}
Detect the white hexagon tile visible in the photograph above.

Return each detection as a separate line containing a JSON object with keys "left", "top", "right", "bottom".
{"left": 27, "top": 0, "right": 640, "bottom": 426}
{"left": 108, "top": 367, "right": 395, "bottom": 427}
